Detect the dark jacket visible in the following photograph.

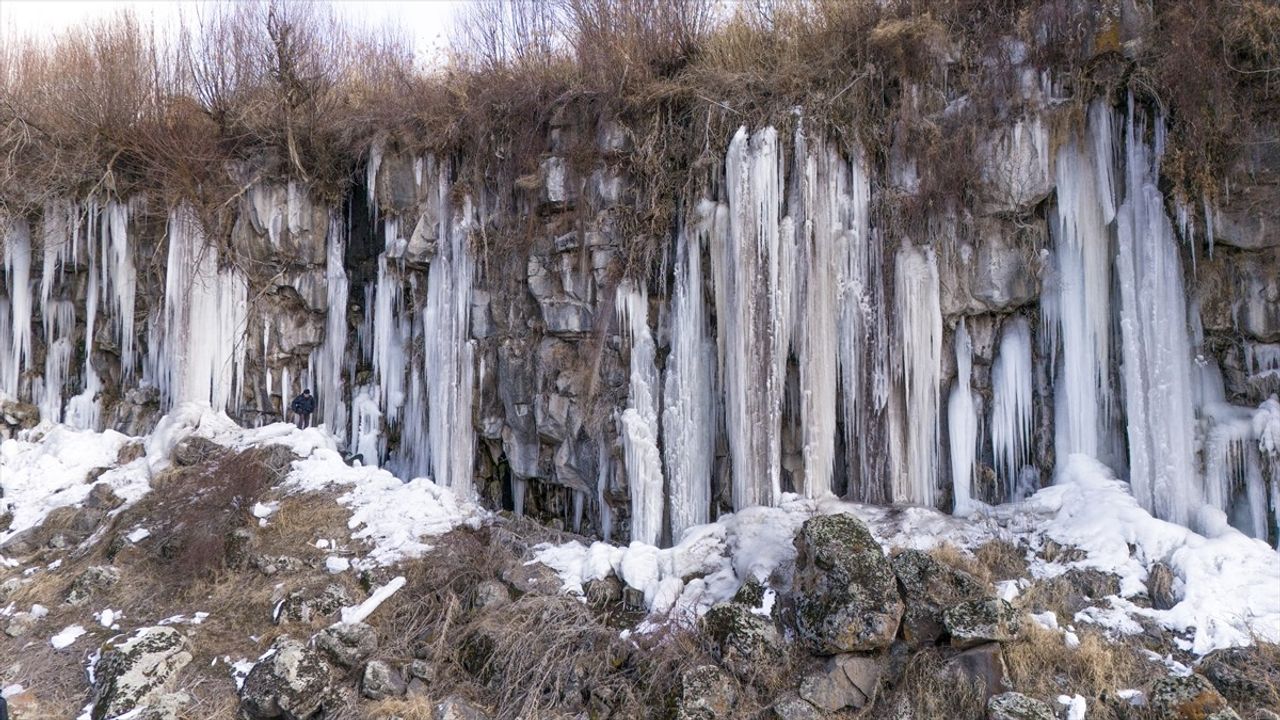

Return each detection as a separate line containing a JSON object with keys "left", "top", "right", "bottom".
{"left": 1, "top": 694, "right": 9, "bottom": 720}
{"left": 290, "top": 393, "right": 316, "bottom": 415}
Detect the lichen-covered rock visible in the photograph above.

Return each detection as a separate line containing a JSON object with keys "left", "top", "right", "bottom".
{"left": 771, "top": 692, "right": 824, "bottom": 720}
{"left": 276, "top": 584, "right": 351, "bottom": 625}
{"left": 1150, "top": 674, "right": 1243, "bottom": 720}
{"left": 792, "top": 514, "right": 903, "bottom": 654}
{"left": 1199, "top": 646, "right": 1280, "bottom": 712}
{"left": 987, "top": 692, "right": 1056, "bottom": 720}
{"left": 66, "top": 565, "right": 121, "bottom": 606}
{"left": 701, "top": 602, "right": 782, "bottom": 677}
{"left": 675, "top": 665, "right": 738, "bottom": 720}
{"left": 891, "top": 549, "right": 987, "bottom": 645}
{"left": 361, "top": 660, "right": 406, "bottom": 701}
{"left": 132, "top": 691, "right": 191, "bottom": 720}
{"left": 91, "top": 627, "right": 193, "bottom": 720}
{"left": 943, "top": 599, "right": 1020, "bottom": 648}
{"left": 314, "top": 622, "right": 377, "bottom": 669}
{"left": 239, "top": 636, "right": 332, "bottom": 720}
{"left": 471, "top": 579, "right": 511, "bottom": 610}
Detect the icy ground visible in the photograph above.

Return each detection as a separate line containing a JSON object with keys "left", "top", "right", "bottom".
{"left": 2, "top": 404, "right": 1277, "bottom": 658}
{"left": 1, "top": 402, "right": 485, "bottom": 570}
{"left": 536, "top": 454, "right": 1280, "bottom": 656}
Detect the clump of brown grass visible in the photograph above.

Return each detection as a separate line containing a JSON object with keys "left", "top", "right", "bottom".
{"left": 885, "top": 647, "right": 987, "bottom": 719}
{"left": 929, "top": 541, "right": 994, "bottom": 585}
{"left": 974, "top": 539, "right": 1031, "bottom": 582}
{"left": 1004, "top": 623, "right": 1163, "bottom": 715}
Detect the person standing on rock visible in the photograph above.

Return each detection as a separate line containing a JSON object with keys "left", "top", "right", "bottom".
{"left": 290, "top": 389, "right": 316, "bottom": 429}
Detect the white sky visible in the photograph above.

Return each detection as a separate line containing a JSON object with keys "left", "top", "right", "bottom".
{"left": 0, "top": 1, "right": 467, "bottom": 66}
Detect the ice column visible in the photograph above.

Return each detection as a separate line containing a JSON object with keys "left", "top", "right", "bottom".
{"left": 1114, "top": 108, "right": 1200, "bottom": 528}
{"left": 101, "top": 201, "right": 137, "bottom": 380}
{"left": 423, "top": 177, "right": 478, "bottom": 498}
{"left": 893, "top": 241, "right": 942, "bottom": 506}
{"left": 791, "top": 131, "right": 845, "bottom": 498}
{"left": 316, "top": 214, "right": 350, "bottom": 441}
{"left": 990, "top": 317, "right": 1035, "bottom": 500}
{"left": 663, "top": 207, "right": 716, "bottom": 539}
{"left": 1200, "top": 362, "right": 1269, "bottom": 540}
{"left": 948, "top": 320, "right": 977, "bottom": 512}
{"left": 151, "top": 205, "right": 249, "bottom": 411}
{"left": 1045, "top": 101, "right": 1115, "bottom": 461}
{"left": 617, "top": 280, "right": 664, "bottom": 546}
{"left": 713, "top": 126, "right": 792, "bottom": 510}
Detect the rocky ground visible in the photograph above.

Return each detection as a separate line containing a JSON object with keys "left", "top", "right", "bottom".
{"left": 1, "top": 405, "right": 1278, "bottom": 720}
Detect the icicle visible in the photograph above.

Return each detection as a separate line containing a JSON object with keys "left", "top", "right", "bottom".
{"left": 371, "top": 255, "right": 406, "bottom": 423}
{"left": 948, "top": 320, "right": 977, "bottom": 513}
{"left": 713, "top": 126, "right": 792, "bottom": 511}
{"left": 421, "top": 169, "right": 478, "bottom": 498}
{"left": 663, "top": 207, "right": 716, "bottom": 540}
{"left": 597, "top": 442, "right": 614, "bottom": 542}
{"left": 350, "top": 384, "right": 384, "bottom": 466}
{"left": 1114, "top": 104, "right": 1200, "bottom": 528}
{"left": 893, "top": 241, "right": 943, "bottom": 507}
{"left": 1, "top": 219, "right": 34, "bottom": 397}
{"left": 616, "top": 279, "right": 664, "bottom": 546}
{"left": 1046, "top": 100, "right": 1115, "bottom": 462}
{"left": 990, "top": 317, "right": 1035, "bottom": 500}
{"left": 65, "top": 220, "right": 101, "bottom": 430}
{"left": 102, "top": 200, "right": 137, "bottom": 380}
{"left": 512, "top": 478, "right": 527, "bottom": 517}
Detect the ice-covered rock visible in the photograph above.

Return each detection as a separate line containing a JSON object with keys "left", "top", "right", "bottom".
{"left": 90, "top": 626, "right": 193, "bottom": 720}
{"left": 791, "top": 514, "right": 903, "bottom": 653}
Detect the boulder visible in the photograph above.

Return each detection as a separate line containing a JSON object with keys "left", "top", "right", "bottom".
{"left": 943, "top": 642, "right": 1010, "bottom": 704}
{"left": 891, "top": 549, "right": 987, "bottom": 645}
{"left": 1199, "top": 646, "right": 1280, "bottom": 711}
{"left": 66, "top": 565, "right": 121, "bottom": 606}
{"left": 239, "top": 636, "right": 332, "bottom": 720}
{"left": 675, "top": 665, "right": 738, "bottom": 720}
{"left": 770, "top": 692, "right": 824, "bottom": 720}
{"left": 85, "top": 482, "right": 124, "bottom": 511}
{"left": 132, "top": 692, "right": 191, "bottom": 720}
{"left": 943, "top": 599, "right": 1021, "bottom": 648}
{"left": 987, "top": 692, "right": 1056, "bottom": 720}
{"left": 91, "top": 627, "right": 193, "bottom": 720}
{"left": 434, "top": 695, "right": 492, "bottom": 720}
{"left": 701, "top": 602, "right": 782, "bottom": 677}
{"left": 799, "top": 654, "right": 883, "bottom": 712}
{"left": 314, "top": 622, "right": 377, "bottom": 669}
{"left": 1147, "top": 561, "right": 1179, "bottom": 610}
{"left": 361, "top": 660, "right": 406, "bottom": 701}
{"left": 1150, "top": 674, "right": 1242, "bottom": 720}
{"left": 792, "top": 514, "right": 904, "bottom": 653}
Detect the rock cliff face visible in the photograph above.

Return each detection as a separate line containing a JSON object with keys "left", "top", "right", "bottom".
{"left": 1, "top": 94, "right": 1277, "bottom": 547}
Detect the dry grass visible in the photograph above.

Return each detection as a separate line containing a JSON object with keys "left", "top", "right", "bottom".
{"left": 929, "top": 541, "right": 994, "bottom": 585}
{"left": 365, "top": 696, "right": 436, "bottom": 720}
{"left": 1004, "top": 623, "right": 1165, "bottom": 719}
{"left": 885, "top": 647, "right": 988, "bottom": 719}
{"left": 973, "top": 539, "right": 1031, "bottom": 582}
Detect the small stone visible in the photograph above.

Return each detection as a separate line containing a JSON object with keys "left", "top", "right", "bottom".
{"left": 434, "top": 695, "right": 491, "bottom": 720}
{"left": 171, "top": 436, "right": 223, "bottom": 466}
{"left": 362, "top": 660, "right": 407, "bottom": 701}
{"left": 1150, "top": 674, "right": 1242, "bottom": 720}
{"left": 471, "top": 579, "right": 511, "bottom": 611}
{"left": 583, "top": 576, "right": 622, "bottom": 606}
{"left": 675, "top": 665, "right": 737, "bottom": 720}
{"left": 85, "top": 483, "right": 124, "bottom": 510}
{"left": 943, "top": 599, "right": 1021, "bottom": 648}
{"left": 314, "top": 622, "right": 377, "bottom": 668}
{"left": 67, "top": 566, "right": 121, "bottom": 606}
{"left": 987, "top": 692, "right": 1056, "bottom": 720}
{"left": 1147, "top": 561, "right": 1179, "bottom": 610}
{"left": 5, "top": 613, "right": 39, "bottom": 638}
{"left": 407, "top": 677, "right": 429, "bottom": 698}
{"left": 409, "top": 660, "right": 437, "bottom": 682}
{"left": 275, "top": 584, "right": 351, "bottom": 625}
